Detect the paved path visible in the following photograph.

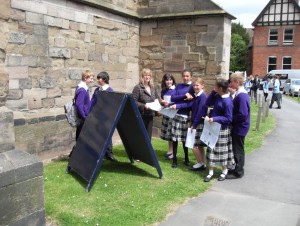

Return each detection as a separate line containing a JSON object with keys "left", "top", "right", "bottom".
{"left": 159, "top": 96, "right": 300, "bottom": 226}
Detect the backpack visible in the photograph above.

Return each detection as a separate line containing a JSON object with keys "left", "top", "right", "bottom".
{"left": 64, "top": 88, "right": 83, "bottom": 127}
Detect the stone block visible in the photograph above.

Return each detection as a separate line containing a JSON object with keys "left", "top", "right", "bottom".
{"left": 5, "top": 99, "right": 28, "bottom": 111}
{"left": 47, "top": 88, "right": 62, "bottom": 98}
{"left": 44, "top": 15, "right": 63, "bottom": 28}
{"left": 49, "top": 47, "right": 71, "bottom": 58}
{"left": 54, "top": 37, "right": 65, "bottom": 47}
{"left": 42, "top": 98, "right": 55, "bottom": 108}
{"left": 0, "top": 107, "right": 15, "bottom": 152}
{"left": 164, "top": 61, "right": 184, "bottom": 72}
{"left": 9, "top": 32, "right": 26, "bottom": 44}
{"left": 19, "top": 78, "right": 32, "bottom": 90}
{"left": 39, "top": 77, "right": 55, "bottom": 89}
{"left": 25, "top": 12, "right": 44, "bottom": 24}
{"left": 23, "top": 88, "right": 47, "bottom": 99}
{"left": 9, "top": 79, "right": 20, "bottom": 89}
{"left": 0, "top": 0, "right": 11, "bottom": 20}
{"left": 33, "top": 25, "right": 48, "bottom": 36}
{"left": 6, "top": 54, "right": 22, "bottom": 67}
{"left": 7, "top": 89, "right": 23, "bottom": 100}
{"left": 11, "top": 8, "right": 26, "bottom": 21}
{"left": 12, "top": 0, "right": 47, "bottom": 14}
{"left": 68, "top": 69, "right": 83, "bottom": 80}
{"left": 18, "top": 22, "right": 33, "bottom": 35}
{"left": 21, "top": 55, "right": 38, "bottom": 67}
{"left": 28, "top": 98, "right": 42, "bottom": 110}
{"left": 0, "top": 149, "right": 45, "bottom": 225}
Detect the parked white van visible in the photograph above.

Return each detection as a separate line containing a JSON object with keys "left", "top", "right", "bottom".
{"left": 262, "top": 69, "right": 300, "bottom": 89}
{"left": 263, "top": 69, "right": 300, "bottom": 81}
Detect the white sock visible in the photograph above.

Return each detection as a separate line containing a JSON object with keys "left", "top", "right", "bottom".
{"left": 209, "top": 170, "right": 213, "bottom": 176}
{"left": 222, "top": 169, "right": 228, "bottom": 175}
{"left": 193, "top": 162, "right": 203, "bottom": 168}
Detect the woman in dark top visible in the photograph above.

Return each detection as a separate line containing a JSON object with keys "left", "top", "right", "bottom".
{"left": 132, "top": 68, "right": 160, "bottom": 139}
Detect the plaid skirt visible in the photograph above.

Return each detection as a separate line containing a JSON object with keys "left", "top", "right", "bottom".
{"left": 194, "top": 123, "right": 206, "bottom": 147}
{"left": 170, "top": 114, "right": 189, "bottom": 142}
{"left": 206, "top": 127, "right": 234, "bottom": 167}
{"left": 160, "top": 116, "right": 172, "bottom": 141}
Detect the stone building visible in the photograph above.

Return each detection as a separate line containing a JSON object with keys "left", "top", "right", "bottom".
{"left": 1, "top": 0, "right": 234, "bottom": 160}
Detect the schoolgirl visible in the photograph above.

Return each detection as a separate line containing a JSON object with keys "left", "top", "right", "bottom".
{"left": 172, "top": 77, "right": 208, "bottom": 170}
{"left": 160, "top": 73, "right": 176, "bottom": 159}
{"left": 169, "top": 69, "right": 193, "bottom": 168}
{"left": 204, "top": 78, "right": 233, "bottom": 182}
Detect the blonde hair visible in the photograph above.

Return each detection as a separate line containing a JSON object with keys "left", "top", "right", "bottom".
{"left": 140, "top": 68, "right": 153, "bottom": 86}
{"left": 81, "top": 70, "right": 94, "bottom": 81}
{"left": 230, "top": 72, "right": 244, "bottom": 85}
{"left": 193, "top": 77, "right": 205, "bottom": 85}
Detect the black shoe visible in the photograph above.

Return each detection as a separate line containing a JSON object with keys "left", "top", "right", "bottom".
{"left": 277, "top": 106, "right": 281, "bottom": 109}
{"left": 164, "top": 152, "right": 172, "bottom": 157}
{"left": 105, "top": 154, "right": 117, "bottom": 162}
{"left": 226, "top": 172, "right": 243, "bottom": 179}
{"left": 189, "top": 165, "right": 206, "bottom": 171}
{"left": 171, "top": 159, "right": 177, "bottom": 168}
{"left": 204, "top": 174, "right": 213, "bottom": 182}
{"left": 165, "top": 155, "right": 173, "bottom": 160}
{"left": 184, "top": 158, "right": 190, "bottom": 166}
{"left": 218, "top": 173, "right": 227, "bottom": 181}
{"left": 269, "top": 106, "right": 272, "bottom": 109}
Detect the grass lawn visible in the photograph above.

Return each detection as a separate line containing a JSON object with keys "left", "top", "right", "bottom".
{"left": 44, "top": 102, "right": 275, "bottom": 226}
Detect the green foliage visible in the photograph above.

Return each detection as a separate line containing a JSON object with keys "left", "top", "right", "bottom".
{"left": 44, "top": 101, "right": 275, "bottom": 226}
{"left": 230, "top": 34, "right": 248, "bottom": 72}
{"left": 230, "top": 22, "right": 250, "bottom": 72}
{"left": 231, "top": 22, "right": 251, "bottom": 44}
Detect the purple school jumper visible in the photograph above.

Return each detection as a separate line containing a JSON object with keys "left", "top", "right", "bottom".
{"left": 90, "top": 85, "right": 113, "bottom": 111}
{"left": 205, "top": 90, "right": 234, "bottom": 167}
{"left": 232, "top": 91, "right": 250, "bottom": 136}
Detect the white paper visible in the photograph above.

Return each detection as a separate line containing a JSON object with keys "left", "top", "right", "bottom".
{"left": 145, "top": 99, "right": 161, "bottom": 111}
{"left": 158, "top": 108, "right": 178, "bottom": 118}
{"left": 200, "top": 120, "right": 221, "bottom": 149}
{"left": 163, "top": 95, "right": 171, "bottom": 103}
{"left": 185, "top": 128, "right": 196, "bottom": 148}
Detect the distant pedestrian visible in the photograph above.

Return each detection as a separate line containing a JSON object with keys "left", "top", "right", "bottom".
{"left": 263, "top": 78, "right": 271, "bottom": 101}
{"left": 244, "top": 76, "right": 252, "bottom": 95}
{"left": 269, "top": 75, "right": 281, "bottom": 109}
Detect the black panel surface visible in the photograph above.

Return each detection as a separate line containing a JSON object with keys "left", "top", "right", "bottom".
{"left": 67, "top": 91, "right": 162, "bottom": 192}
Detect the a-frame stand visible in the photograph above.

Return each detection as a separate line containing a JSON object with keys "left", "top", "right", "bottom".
{"left": 67, "top": 91, "right": 163, "bottom": 192}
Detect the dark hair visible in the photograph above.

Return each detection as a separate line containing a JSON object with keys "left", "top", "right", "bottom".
{"left": 182, "top": 68, "right": 192, "bottom": 76}
{"left": 216, "top": 78, "right": 229, "bottom": 93}
{"left": 97, "top": 71, "right": 109, "bottom": 84}
{"left": 161, "top": 73, "right": 176, "bottom": 92}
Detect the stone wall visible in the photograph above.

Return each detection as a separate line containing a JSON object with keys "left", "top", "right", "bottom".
{"left": 2, "top": 0, "right": 140, "bottom": 158}
{"left": 1, "top": 0, "right": 232, "bottom": 158}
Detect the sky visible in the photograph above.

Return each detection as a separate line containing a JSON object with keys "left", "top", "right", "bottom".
{"left": 212, "top": 0, "right": 271, "bottom": 28}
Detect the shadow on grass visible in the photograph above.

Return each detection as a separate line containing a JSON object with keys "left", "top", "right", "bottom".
{"left": 64, "top": 157, "right": 161, "bottom": 191}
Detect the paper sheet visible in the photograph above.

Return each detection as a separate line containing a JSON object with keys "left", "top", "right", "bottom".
{"left": 185, "top": 128, "right": 196, "bottom": 148}
{"left": 158, "top": 108, "right": 178, "bottom": 118}
{"left": 145, "top": 99, "right": 161, "bottom": 111}
{"left": 200, "top": 120, "right": 221, "bottom": 149}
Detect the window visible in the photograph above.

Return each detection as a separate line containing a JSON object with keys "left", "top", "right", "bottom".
{"left": 282, "top": 56, "right": 292, "bottom": 69}
{"left": 268, "top": 56, "right": 277, "bottom": 72}
{"left": 283, "top": 28, "right": 294, "bottom": 44}
{"left": 269, "top": 29, "right": 278, "bottom": 45}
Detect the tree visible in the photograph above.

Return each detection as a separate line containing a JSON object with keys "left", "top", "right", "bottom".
{"left": 230, "top": 22, "right": 250, "bottom": 72}
{"left": 230, "top": 33, "right": 248, "bottom": 72}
